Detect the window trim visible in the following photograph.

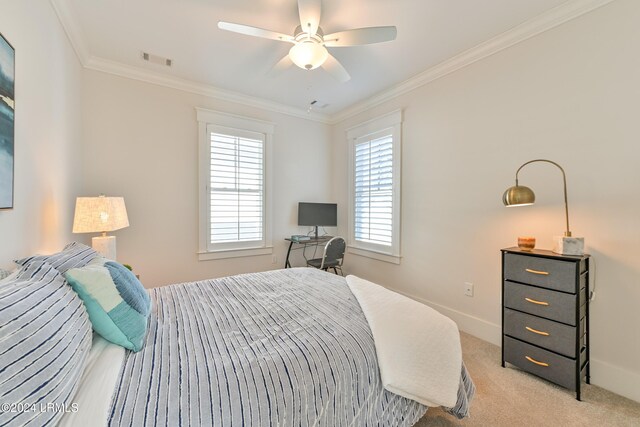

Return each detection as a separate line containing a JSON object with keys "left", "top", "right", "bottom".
{"left": 197, "top": 108, "right": 274, "bottom": 260}
{"left": 347, "top": 110, "right": 402, "bottom": 263}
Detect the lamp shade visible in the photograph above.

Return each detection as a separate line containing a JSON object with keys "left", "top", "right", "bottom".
{"left": 72, "top": 196, "right": 129, "bottom": 234}
{"left": 502, "top": 185, "right": 535, "bottom": 207}
{"left": 289, "top": 42, "right": 328, "bottom": 70}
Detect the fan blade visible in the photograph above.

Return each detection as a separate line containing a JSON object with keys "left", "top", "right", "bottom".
{"left": 324, "top": 26, "right": 397, "bottom": 47}
{"left": 321, "top": 54, "right": 350, "bottom": 83}
{"left": 218, "top": 21, "right": 294, "bottom": 43}
{"left": 298, "top": 0, "right": 321, "bottom": 35}
{"left": 269, "top": 54, "right": 293, "bottom": 76}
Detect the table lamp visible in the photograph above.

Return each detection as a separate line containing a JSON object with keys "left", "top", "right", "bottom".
{"left": 502, "top": 159, "right": 584, "bottom": 255}
{"left": 72, "top": 195, "right": 129, "bottom": 260}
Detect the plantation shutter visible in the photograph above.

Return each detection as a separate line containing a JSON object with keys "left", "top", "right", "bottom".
{"left": 209, "top": 131, "right": 264, "bottom": 245}
{"left": 354, "top": 133, "right": 393, "bottom": 246}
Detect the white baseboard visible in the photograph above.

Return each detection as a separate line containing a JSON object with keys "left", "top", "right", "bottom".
{"left": 394, "top": 289, "right": 502, "bottom": 345}
{"left": 393, "top": 289, "right": 640, "bottom": 403}
{"left": 590, "top": 358, "right": 640, "bottom": 403}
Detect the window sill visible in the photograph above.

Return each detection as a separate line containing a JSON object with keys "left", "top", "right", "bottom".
{"left": 198, "top": 246, "right": 273, "bottom": 261}
{"left": 347, "top": 246, "right": 401, "bottom": 264}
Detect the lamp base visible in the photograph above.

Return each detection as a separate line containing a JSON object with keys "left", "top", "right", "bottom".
{"left": 552, "top": 236, "right": 584, "bottom": 256}
{"left": 92, "top": 235, "right": 117, "bottom": 260}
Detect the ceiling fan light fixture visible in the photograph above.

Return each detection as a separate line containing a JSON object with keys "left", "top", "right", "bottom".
{"left": 289, "top": 42, "right": 328, "bottom": 70}
{"left": 218, "top": 0, "right": 397, "bottom": 82}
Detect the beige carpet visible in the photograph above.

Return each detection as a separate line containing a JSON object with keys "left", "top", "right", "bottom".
{"left": 416, "top": 332, "right": 640, "bottom": 427}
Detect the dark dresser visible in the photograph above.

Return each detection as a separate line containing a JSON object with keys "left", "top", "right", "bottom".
{"left": 501, "top": 247, "right": 590, "bottom": 400}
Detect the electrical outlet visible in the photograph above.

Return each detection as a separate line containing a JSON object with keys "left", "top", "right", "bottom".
{"left": 272, "top": 255, "right": 278, "bottom": 265}
{"left": 464, "top": 282, "right": 474, "bottom": 297}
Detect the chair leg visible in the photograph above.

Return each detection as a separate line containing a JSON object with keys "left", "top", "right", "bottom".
{"left": 332, "top": 267, "right": 338, "bottom": 274}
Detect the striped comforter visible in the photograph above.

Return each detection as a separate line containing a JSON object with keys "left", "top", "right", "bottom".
{"left": 107, "top": 268, "right": 473, "bottom": 426}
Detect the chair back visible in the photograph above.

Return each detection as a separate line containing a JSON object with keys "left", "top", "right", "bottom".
{"left": 321, "top": 237, "right": 346, "bottom": 269}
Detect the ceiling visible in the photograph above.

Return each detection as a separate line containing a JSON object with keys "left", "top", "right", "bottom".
{"left": 61, "top": 0, "right": 573, "bottom": 117}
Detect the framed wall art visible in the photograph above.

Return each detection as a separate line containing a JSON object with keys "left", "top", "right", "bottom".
{"left": 0, "top": 32, "right": 14, "bottom": 210}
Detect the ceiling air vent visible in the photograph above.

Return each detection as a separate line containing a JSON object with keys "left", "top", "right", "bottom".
{"left": 142, "top": 52, "right": 172, "bottom": 67}
{"left": 307, "top": 100, "right": 329, "bottom": 113}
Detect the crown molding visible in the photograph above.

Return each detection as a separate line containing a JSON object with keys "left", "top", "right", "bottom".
{"left": 328, "top": 0, "right": 617, "bottom": 124}
{"left": 84, "top": 56, "right": 331, "bottom": 123}
{"left": 50, "top": 0, "right": 90, "bottom": 65}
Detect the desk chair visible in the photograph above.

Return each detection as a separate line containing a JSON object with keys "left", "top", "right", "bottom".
{"left": 306, "top": 236, "right": 346, "bottom": 275}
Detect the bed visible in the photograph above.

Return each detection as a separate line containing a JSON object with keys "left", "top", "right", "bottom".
{"left": 1, "top": 248, "right": 473, "bottom": 426}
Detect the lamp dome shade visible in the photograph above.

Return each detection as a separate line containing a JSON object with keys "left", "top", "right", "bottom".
{"left": 502, "top": 185, "right": 535, "bottom": 207}
{"left": 289, "top": 42, "right": 328, "bottom": 70}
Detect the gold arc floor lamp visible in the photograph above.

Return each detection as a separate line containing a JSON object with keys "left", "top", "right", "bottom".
{"left": 502, "top": 159, "right": 584, "bottom": 255}
{"left": 72, "top": 195, "right": 129, "bottom": 260}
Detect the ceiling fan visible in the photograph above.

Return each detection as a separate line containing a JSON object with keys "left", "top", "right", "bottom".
{"left": 217, "top": 0, "right": 397, "bottom": 83}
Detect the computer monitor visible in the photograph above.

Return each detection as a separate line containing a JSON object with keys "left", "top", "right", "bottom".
{"left": 298, "top": 202, "right": 337, "bottom": 239}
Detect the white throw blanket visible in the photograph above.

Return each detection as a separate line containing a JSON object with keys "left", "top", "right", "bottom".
{"left": 346, "top": 275, "right": 462, "bottom": 408}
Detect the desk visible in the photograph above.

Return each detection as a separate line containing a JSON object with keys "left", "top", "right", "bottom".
{"left": 284, "top": 236, "right": 332, "bottom": 268}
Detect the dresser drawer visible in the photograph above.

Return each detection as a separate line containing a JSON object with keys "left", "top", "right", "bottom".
{"left": 504, "top": 308, "right": 584, "bottom": 357}
{"left": 504, "top": 281, "right": 579, "bottom": 325}
{"left": 504, "top": 253, "right": 582, "bottom": 293}
{"left": 504, "top": 336, "right": 579, "bottom": 390}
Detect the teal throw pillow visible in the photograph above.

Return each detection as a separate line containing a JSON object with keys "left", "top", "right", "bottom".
{"left": 64, "top": 258, "right": 151, "bottom": 352}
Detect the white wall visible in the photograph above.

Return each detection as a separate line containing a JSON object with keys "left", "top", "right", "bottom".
{"left": 74, "top": 0, "right": 639, "bottom": 402}
{"left": 81, "top": 70, "right": 333, "bottom": 286}
{"left": 331, "top": 0, "right": 640, "bottom": 402}
{"left": 0, "top": 0, "right": 83, "bottom": 268}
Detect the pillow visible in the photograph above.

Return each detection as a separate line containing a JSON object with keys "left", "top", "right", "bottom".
{"left": 64, "top": 258, "right": 151, "bottom": 352}
{"left": 14, "top": 242, "right": 98, "bottom": 274}
{"left": 0, "top": 268, "right": 11, "bottom": 280}
{"left": 0, "top": 268, "right": 17, "bottom": 287}
{"left": 0, "top": 270, "right": 16, "bottom": 289}
{"left": 0, "top": 261, "right": 93, "bottom": 426}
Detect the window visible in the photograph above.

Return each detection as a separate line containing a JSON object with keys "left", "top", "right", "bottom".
{"left": 209, "top": 131, "right": 263, "bottom": 245}
{"left": 348, "top": 110, "right": 401, "bottom": 263}
{"left": 354, "top": 133, "right": 393, "bottom": 245}
{"left": 197, "top": 109, "right": 273, "bottom": 260}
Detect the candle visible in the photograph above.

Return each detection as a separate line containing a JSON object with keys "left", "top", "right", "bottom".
{"left": 518, "top": 236, "right": 536, "bottom": 251}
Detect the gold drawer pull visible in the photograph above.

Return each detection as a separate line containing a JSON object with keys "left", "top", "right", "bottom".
{"left": 525, "top": 297, "right": 549, "bottom": 306}
{"left": 526, "top": 326, "right": 550, "bottom": 336}
{"left": 525, "top": 268, "right": 549, "bottom": 275}
{"left": 525, "top": 356, "right": 549, "bottom": 367}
